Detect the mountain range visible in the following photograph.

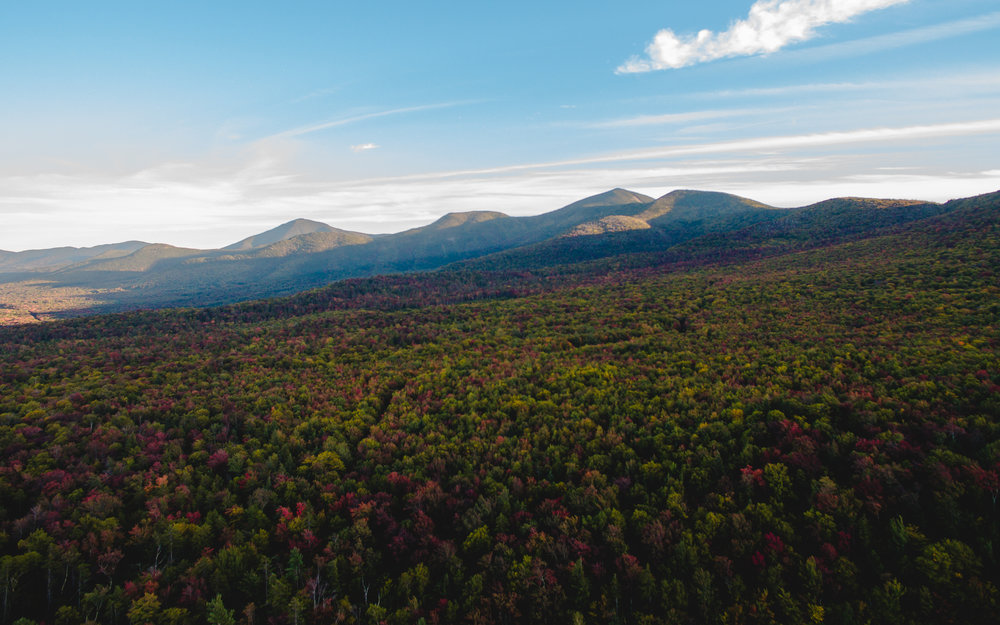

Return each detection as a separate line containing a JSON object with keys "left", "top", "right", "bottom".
{"left": 0, "top": 187, "right": 991, "bottom": 323}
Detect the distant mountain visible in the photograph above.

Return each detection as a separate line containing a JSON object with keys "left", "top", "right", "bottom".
{"left": 446, "top": 192, "right": 955, "bottom": 274}
{"left": 418, "top": 211, "right": 508, "bottom": 232}
{"left": 679, "top": 196, "right": 948, "bottom": 255}
{"left": 45, "top": 222, "right": 375, "bottom": 286}
{"left": 0, "top": 241, "right": 148, "bottom": 273}
{"left": 61, "top": 243, "right": 205, "bottom": 273}
{"left": 562, "top": 189, "right": 779, "bottom": 240}
{"left": 224, "top": 218, "right": 341, "bottom": 250}
{"left": 220, "top": 230, "right": 374, "bottom": 259}
{"left": 559, "top": 188, "right": 653, "bottom": 211}
{"left": 522, "top": 188, "right": 653, "bottom": 231}
{"left": 635, "top": 189, "right": 775, "bottom": 223}
{"left": 446, "top": 189, "right": 786, "bottom": 271}
{"left": 44, "top": 188, "right": 666, "bottom": 309}
{"left": 1, "top": 187, "right": 978, "bottom": 322}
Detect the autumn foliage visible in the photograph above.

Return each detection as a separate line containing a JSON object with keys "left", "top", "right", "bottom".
{"left": 0, "top": 193, "right": 998, "bottom": 624}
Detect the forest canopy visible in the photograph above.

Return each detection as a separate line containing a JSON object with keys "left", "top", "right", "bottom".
{"left": 0, "top": 192, "right": 998, "bottom": 624}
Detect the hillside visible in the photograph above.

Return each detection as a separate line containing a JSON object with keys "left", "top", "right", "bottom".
{"left": 0, "top": 240, "right": 148, "bottom": 273}
{"left": 0, "top": 188, "right": 666, "bottom": 319}
{"left": 223, "top": 218, "right": 343, "bottom": 250}
{"left": 635, "top": 188, "right": 776, "bottom": 223}
{"left": 60, "top": 243, "right": 205, "bottom": 272}
{"left": 220, "top": 230, "right": 375, "bottom": 260}
{"left": 563, "top": 215, "right": 652, "bottom": 237}
{"left": 0, "top": 189, "right": 997, "bottom": 623}
{"left": 414, "top": 211, "right": 508, "bottom": 231}
{"left": 0, "top": 190, "right": 983, "bottom": 325}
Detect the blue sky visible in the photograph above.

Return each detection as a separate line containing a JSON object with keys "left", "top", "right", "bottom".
{"left": 2, "top": 0, "right": 999, "bottom": 250}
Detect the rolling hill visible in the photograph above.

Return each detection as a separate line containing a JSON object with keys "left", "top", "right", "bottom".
{"left": 0, "top": 240, "right": 148, "bottom": 273}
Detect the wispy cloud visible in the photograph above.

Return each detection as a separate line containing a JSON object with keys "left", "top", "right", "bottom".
{"left": 5, "top": 159, "right": 997, "bottom": 252}
{"left": 721, "top": 170, "right": 1000, "bottom": 208}
{"left": 2, "top": 118, "right": 998, "bottom": 251}
{"left": 589, "top": 108, "right": 776, "bottom": 128}
{"left": 687, "top": 69, "right": 1000, "bottom": 100}
{"left": 779, "top": 11, "right": 1000, "bottom": 64}
{"left": 350, "top": 143, "right": 380, "bottom": 152}
{"left": 269, "top": 100, "right": 478, "bottom": 139}
{"left": 706, "top": 80, "right": 879, "bottom": 98}
{"left": 355, "top": 118, "right": 1000, "bottom": 180}
{"left": 635, "top": 118, "right": 1000, "bottom": 160}
{"left": 617, "top": 0, "right": 910, "bottom": 73}
{"left": 288, "top": 86, "right": 340, "bottom": 104}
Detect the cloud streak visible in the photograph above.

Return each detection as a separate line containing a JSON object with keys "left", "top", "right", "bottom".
{"left": 2, "top": 118, "right": 998, "bottom": 251}
{"left": 617, "top": 0, "right": 910, "bottom": 73}
{"left": 677, "top": 69, "right": 1000, "bottom": 101}
{"left": 589, "top": 108, "right": 777, "bottom": 128}
{"left": 777, "top": 10, "right": 1000, "bottom": 64}
{"left": 270, "top": 100, "right": 478, "bottom": 139}
{"left": 356, "top": 118, "right": 1000, "bottom": 181}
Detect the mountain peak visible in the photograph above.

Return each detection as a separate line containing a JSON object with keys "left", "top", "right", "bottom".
{"left": 224, "top": 218, "right": 338, "bottom": 251}
{"left": 426, "top": 211, "right": 508, "bottom": 231}
{"left": 637, "top": 189, "right": 775, "bottom": 223}
{"left": 563, "top": 188, "right": 654, "bottom": 210}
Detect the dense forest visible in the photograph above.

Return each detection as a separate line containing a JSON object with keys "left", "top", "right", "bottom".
{"left": 0, "top": 191, "right": 998, "bottom": 624}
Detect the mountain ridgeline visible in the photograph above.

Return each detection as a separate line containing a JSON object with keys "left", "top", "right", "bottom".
{"left": 0, "top": 187, "right": 987, "bottom": 321}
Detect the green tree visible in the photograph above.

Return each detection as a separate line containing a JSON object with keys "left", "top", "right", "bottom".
{"left": 128, "top": 592, "right": 162, "bottom": 625}
{"left": 206, "top": 594, "right": 235, "bottom": 625}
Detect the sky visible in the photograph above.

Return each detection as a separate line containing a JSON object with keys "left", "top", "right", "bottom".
{"left": 1, "top": 0, "right": 999, "bottom": 251}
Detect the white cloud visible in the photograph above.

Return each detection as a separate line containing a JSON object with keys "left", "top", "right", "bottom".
{"left": 722, "top": 171, "right": 1000, "bottom": 207}
{"left": 348, "top": 118, "right": 1000, "bottom": 179}
{"left": 781, "top": 11, "right": 1000, "bottom": 64}
{"left": 2, "top": 118, "right": 998, "bottom": 251}
{"left": 689, "top": 69, "right": 1000, "bottom": 100}
{"left": 617, "top": 0, "right": 910, "bottom": 73}
{"left": 350, "top": 143, "right": 380, "bottom": 152}
{"left": 589, "top": 108, "right": 775, "bottom": 128}
{"left": 270, "top": 100, "right": 479, "bottom": 139}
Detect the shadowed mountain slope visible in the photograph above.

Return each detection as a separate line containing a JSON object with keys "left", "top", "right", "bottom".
{"left": 218, "top": 230, "right": 375, "bottom": 260}
{"left": 0, "top": 241, "right": 149, "bottom": 272}
{"left": 636, "top": 189, "right": 775, "bottom": 223}
{"left": 446, "top": 193, "right": 954, "bottom": 273}
{"left": 59, "top": 243, "right": 205, "bottom": 273}
{"left": 44, "top": 188, "right": 664, "bottom": 310}
{"left": 415, "top": 211, "right": 508, "bottom": 231}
